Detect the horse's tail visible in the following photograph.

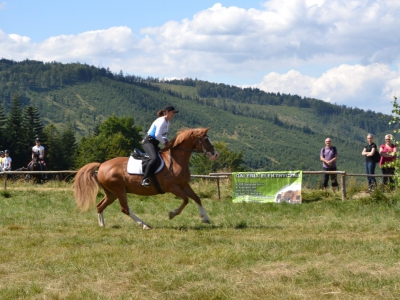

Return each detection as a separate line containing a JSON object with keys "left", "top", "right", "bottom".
{"left": 74, "top": 162, "right": 102, "bottom": 212}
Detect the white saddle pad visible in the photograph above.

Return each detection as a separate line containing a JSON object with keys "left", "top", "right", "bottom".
{"left": 127, "top": 154, "right": 165, "bottom": 175}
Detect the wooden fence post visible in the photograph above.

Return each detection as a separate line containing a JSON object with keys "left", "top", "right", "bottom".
{"left": 216, "top": 177, "right": 221, "bottom": 200}
{"left": 341, "top": 173, "right": 346, "bottom": 201}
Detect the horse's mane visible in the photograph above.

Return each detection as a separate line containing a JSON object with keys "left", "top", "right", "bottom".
{"left": 161, "top": 127, "right": 209, "bottom": 152}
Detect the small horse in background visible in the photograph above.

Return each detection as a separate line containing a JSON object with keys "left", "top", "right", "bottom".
{"left": 11, "top": 152, "right": 45, "bottom": 183}
{"left": 21, "top": 151, "right": 45, "bottom": 183}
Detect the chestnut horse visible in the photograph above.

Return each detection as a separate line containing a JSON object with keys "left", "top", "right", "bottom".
{"left": 74, "top": 127, "right": 219, "bottom": 229}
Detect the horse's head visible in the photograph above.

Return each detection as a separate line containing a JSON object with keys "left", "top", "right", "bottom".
{"left": 193, "top": 128, "right": 219, "bottom": 161}
{"left": 166, "top": 127, "right": 219, "bottom": 161}
{"left": 32, "top": 151, "right": 40, "bottom": 168}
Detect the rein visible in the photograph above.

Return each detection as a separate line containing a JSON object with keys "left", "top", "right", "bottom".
{"left": 175, "top": 147, "right": 195, "bottom": 153}
{"left": 173, "top": 136, "right": 213, "bottom": 156}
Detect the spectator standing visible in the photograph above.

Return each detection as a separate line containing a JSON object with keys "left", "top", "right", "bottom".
{"left": 2, "top": 150, "right": 12, "bottom": 171}
{"left": 379, "top": 134, "right": 397, "bottom": 186}
{"left": 320, "top": 138, "right": 338, "bottom": 191}
{"left": 362, "top": 133, "right": 378, "bottom": 191}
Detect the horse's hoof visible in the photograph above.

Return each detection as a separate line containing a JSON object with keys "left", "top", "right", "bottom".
{"left": 142, "top": 224, "right": 152, "bottom": 230}
{"left": 169, "top": 211, "right": 175, "bottom": 220}
{"left": 202, "top": 219, "right": 211, "bottom": 224}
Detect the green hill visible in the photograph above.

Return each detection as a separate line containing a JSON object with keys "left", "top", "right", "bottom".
{"left": 0, "top": 58, "right": 395, "bottom": 178}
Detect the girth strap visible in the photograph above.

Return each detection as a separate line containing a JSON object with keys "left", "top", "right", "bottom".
{"left": 151, "top": 175, "right": 165, "bottom": 194}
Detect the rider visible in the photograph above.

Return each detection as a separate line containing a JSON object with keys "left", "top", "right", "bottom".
{"left": 29, "top": 138, "right": 48, "bottom": 177}
{"left": 141, "top": 105, "right": 179, "bottom": 186}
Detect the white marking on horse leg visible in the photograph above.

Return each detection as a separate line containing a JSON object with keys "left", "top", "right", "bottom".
{"left": 128, "top": 209, "right": 151, "bottom": 229}
{"left": 198, "top": 205, "right": 210, "bottom": 224}
{"left": 98, "top": 212, "right": 106, "bottom": 227}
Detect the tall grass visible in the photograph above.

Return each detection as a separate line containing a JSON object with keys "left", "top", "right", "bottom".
{"left": 1, "top": 179, "right": 400, "bottom": 299}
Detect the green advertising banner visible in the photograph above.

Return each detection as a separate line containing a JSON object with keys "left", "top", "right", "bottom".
{"left": 232, "top": 171, "right": 302, "bottom": 203}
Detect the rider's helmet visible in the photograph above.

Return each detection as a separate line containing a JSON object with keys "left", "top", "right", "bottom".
{"left": 4, "top": 150, "right": 9, "bottom": 154}
{"left": 0, "top": 151, "right": 4, "bottom": 155}
{"left": 36, "top": 138, "right": 41, "bottom": 142}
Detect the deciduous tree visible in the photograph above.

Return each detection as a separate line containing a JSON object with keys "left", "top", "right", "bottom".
{"left": 75, "top": 115, "right": 142, "bottom": 167}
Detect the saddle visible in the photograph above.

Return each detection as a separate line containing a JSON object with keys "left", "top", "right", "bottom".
{"left": 130, "top": 148, "right": 149, "bottom": 160}
{"left": 127, "top": 148, "right": 164, "bottom": 175}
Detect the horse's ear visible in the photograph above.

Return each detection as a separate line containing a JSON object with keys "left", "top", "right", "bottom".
{"left": 204, "top": 127, "right": 210, "bottom": 135}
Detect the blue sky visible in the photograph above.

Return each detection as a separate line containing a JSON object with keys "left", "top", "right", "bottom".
{"left": 0, "top": 1, "right": 265, "bottom": 41}
{"left": 1, "top": 0, "right": 400, "bottom": 114}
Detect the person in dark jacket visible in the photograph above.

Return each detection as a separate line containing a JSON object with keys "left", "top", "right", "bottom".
{"left": 320, "top": 137, "right": 338, "bottom": 191}
{"left": 362, "top": 133, "right": 378, "bottom": 191}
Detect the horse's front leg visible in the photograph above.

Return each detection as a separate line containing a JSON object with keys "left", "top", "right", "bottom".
{"left": 169, "top": 185, "right": 210, "bottom": 224}
{"left": 183, "top": 184, "right": 211, "bottom": 223}
{"left": 169, "top": 196, "right": 189, "bottom": 220}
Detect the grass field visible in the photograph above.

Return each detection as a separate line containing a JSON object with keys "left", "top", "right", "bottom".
{"left": 1, "top": 179, "right": 400, "bottom": 299}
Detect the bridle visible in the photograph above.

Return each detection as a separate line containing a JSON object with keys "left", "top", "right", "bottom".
{"left": 197, "top": 135, "right": 215, "bottom": 155}
{"left": 176, "top": 135, "right": 215, "bottom": 156}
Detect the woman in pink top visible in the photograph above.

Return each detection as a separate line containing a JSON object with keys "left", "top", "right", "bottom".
{"left": 379, "top": 134, "right": 397, "bottom": 186}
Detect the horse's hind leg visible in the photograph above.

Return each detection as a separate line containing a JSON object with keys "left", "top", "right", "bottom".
{"left": 102, "top": 187, "right": 151, "bottom": 229}
{"left": 127, "top": 208, "right": 151, "bottom": 230}
{"left": 96, "top": 192, "right": 117, "bottom": 227}
{"left": 115, "top": 192, "right": 151, "bottom": 229}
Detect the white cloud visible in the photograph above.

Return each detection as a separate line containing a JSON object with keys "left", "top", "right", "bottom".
{"left": 0, "top": 29, "right": 31, "bottom": 59}
{"left": 36, "top": 27, "right": 137, "bottom": 60}
{"left": 252, "top": 64, "right": 399, "bottom": 114}
{"left": 138, "top": 0, "right": 400, "bottom": 68}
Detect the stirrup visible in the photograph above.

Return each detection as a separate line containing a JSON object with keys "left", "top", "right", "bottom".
{"left": 142, "top": 178, "right": 150, "bottom": 186}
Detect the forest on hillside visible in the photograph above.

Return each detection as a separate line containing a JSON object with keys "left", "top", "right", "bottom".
{"left": 0, "top": 58, "right": 391, "bottom": 140}
{"left": 163, "top": 78, "right": 391, "bottom": 142}
{"left": 0, "top": 58, "right": 396, "bottom": 176}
